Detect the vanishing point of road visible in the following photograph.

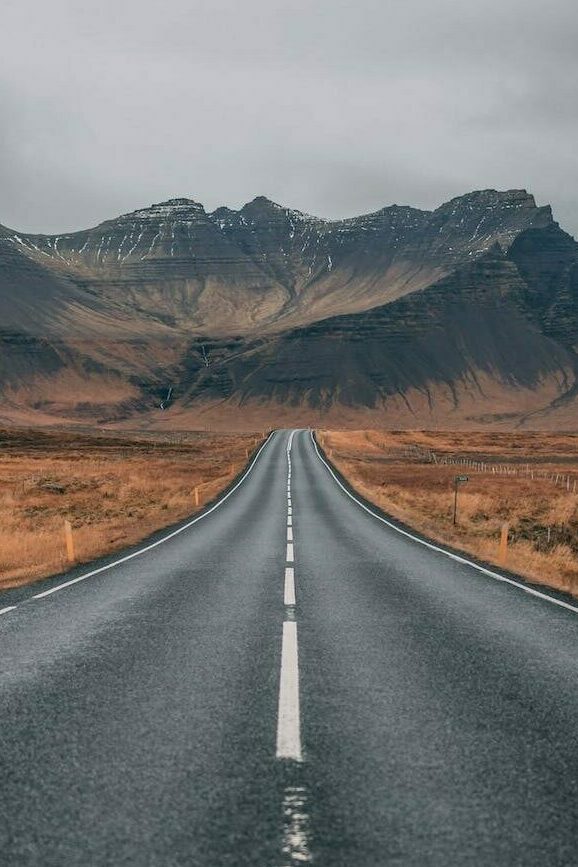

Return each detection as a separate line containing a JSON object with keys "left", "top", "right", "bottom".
{"left": 1, "top": 430, "right": 578, "bottom": 866}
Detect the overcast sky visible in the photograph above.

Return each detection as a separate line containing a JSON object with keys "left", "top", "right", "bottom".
{"left": 1, "top": 0, "right": 578, "bottom": 236}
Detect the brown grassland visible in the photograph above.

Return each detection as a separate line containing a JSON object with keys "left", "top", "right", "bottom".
{"left": 319, "top": 429, "right": 578, "bottom": 597}
{"left": 0, "top": 428, "right": 263, "bottom": 589}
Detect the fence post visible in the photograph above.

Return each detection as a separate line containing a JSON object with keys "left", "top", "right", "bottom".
{"left": 64, "top": 519, "right": 75, "bottom": 563}
{"left": 498, "top": 522, "right": 509, "bottom": 566}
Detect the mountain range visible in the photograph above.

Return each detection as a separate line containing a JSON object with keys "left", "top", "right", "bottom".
{"left": 1, "top": 188, "right": 577, "bottom": 430}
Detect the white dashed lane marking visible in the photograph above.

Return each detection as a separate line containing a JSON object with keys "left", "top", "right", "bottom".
{"left": 284, "top": 567, "right": 296, "bottom": 606}
{"left": 277, "top": 430, "right": 301, "bottom": 760}
{"left": 276, "top": 620, "right": 302, "bottom": 761}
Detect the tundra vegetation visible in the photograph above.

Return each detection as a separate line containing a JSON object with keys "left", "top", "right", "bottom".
{"left": 320, "top": 430, "right": 578, "bottom": 597}
{"left": 0, "top": 428, "right": 262, "bottom": 588}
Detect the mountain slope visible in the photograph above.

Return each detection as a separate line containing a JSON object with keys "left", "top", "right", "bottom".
{"left": 3, "top": 199, "right": 289, "bottom": 335}
{"left": 165, "top": 248, "right": 575, "bottom": 426}
{"left": 210, "top": 189, "right": 554, "bottom": 328}
{"left": 0, "top": 189, "right": 576, "bottom": 429}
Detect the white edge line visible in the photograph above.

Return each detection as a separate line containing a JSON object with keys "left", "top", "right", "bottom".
{"left": 310, "top": 431, "right": 578, "bottom": 617}
{"left": 27, "top": 433, "right": 277, "bottom": 602}
{"left": 0, "top": 606, "right": 17, "bottom": 616}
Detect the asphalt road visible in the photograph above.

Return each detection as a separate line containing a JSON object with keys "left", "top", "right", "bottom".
{"left": 2, "top": 429, "right": 578, "bottom": 865}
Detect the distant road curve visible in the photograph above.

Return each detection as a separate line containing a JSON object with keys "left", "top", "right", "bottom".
{"left": 1, "top": 429, "right": 578, "bottom": 865}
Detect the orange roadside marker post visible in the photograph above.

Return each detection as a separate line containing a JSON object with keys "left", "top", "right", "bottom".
{"left": 498, "top": 521, "right": 509, "bottom": 566}
{"left": 64, "top": 519, "right": 75, "bottom": 563}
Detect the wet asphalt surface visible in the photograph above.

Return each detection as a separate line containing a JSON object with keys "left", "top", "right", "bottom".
{"left": 1, "top": 429, "right": 578, "bottom": 865}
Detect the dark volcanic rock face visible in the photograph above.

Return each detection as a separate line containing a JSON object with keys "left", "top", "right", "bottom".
{"left": 2, "top": 188, "right": 555, "bottom": 334}
{"left": 508, "top": 224, "right": 578, "bottom": 346}
{"left": 174, "top": 250, "right": 574, "bottom": 412}
{"left": 209, "top": 190, "right": 554, "bottom": 325}
{"left": 0, "top": 188, "right": 577, "bottom": 426}
{"left": 211, "top": 190, "right": 552, "bottom": 288}
{"left": 0, "top": 225, "right": 105, "bottom": 335}
{"left": 8, "top": 199, "right": 241, "bottom": 272}
{"left": 2, "top": 199, "right": 289, "bottom": 335}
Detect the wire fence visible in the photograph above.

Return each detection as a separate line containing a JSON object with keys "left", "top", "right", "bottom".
{"left": 400, "top": 443, "right": 578, "bottom": 494}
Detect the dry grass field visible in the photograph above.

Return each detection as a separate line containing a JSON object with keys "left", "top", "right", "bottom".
{"left": 319, "top": 429, "right": 578, "bottom": 597}
{"left": 0, "top": 428, "right": 263, "bottom": 589}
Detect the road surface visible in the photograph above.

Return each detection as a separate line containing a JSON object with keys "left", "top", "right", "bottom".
{"left": 1, "top": 429, "right": 578, "bottom": 865}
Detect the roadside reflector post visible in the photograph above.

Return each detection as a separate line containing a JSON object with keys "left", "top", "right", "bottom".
{"left": 64, "top": 519, "right": 75, "bottom": 563}
{"left": 194, "top": 486, "right": 200, "bottom": 506}
{"left": 498, "top": 521, "right": 509, "bottom": 566}
{"left": 453, "top": 475, "right": 469, "bottom": 525}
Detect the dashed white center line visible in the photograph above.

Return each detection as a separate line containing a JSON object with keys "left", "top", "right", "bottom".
{"left": 277, "top": 430, "right": 310, "bottom": 858}
{"left": 276, "top": 621, "right": 302, "bottom": 761}
{"left": 278, "top": 431, "right": 300, "bottom": 754}
{"left": 284, "top": 566, "right": 296, "bottom": 606}
{"left": 281, "top": 785, "right": 312, "bottom": 863}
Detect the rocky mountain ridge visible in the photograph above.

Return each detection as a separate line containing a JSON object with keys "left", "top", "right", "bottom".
{"left": 1, "top": 189, "right": 554, "bottom": 332}
{"left": 0, "top": 188, "right": 576, "bottom": 429}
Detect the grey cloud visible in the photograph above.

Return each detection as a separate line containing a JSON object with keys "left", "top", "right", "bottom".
{"left": 0, "top": 0, "right": 577, "bottom": 237}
